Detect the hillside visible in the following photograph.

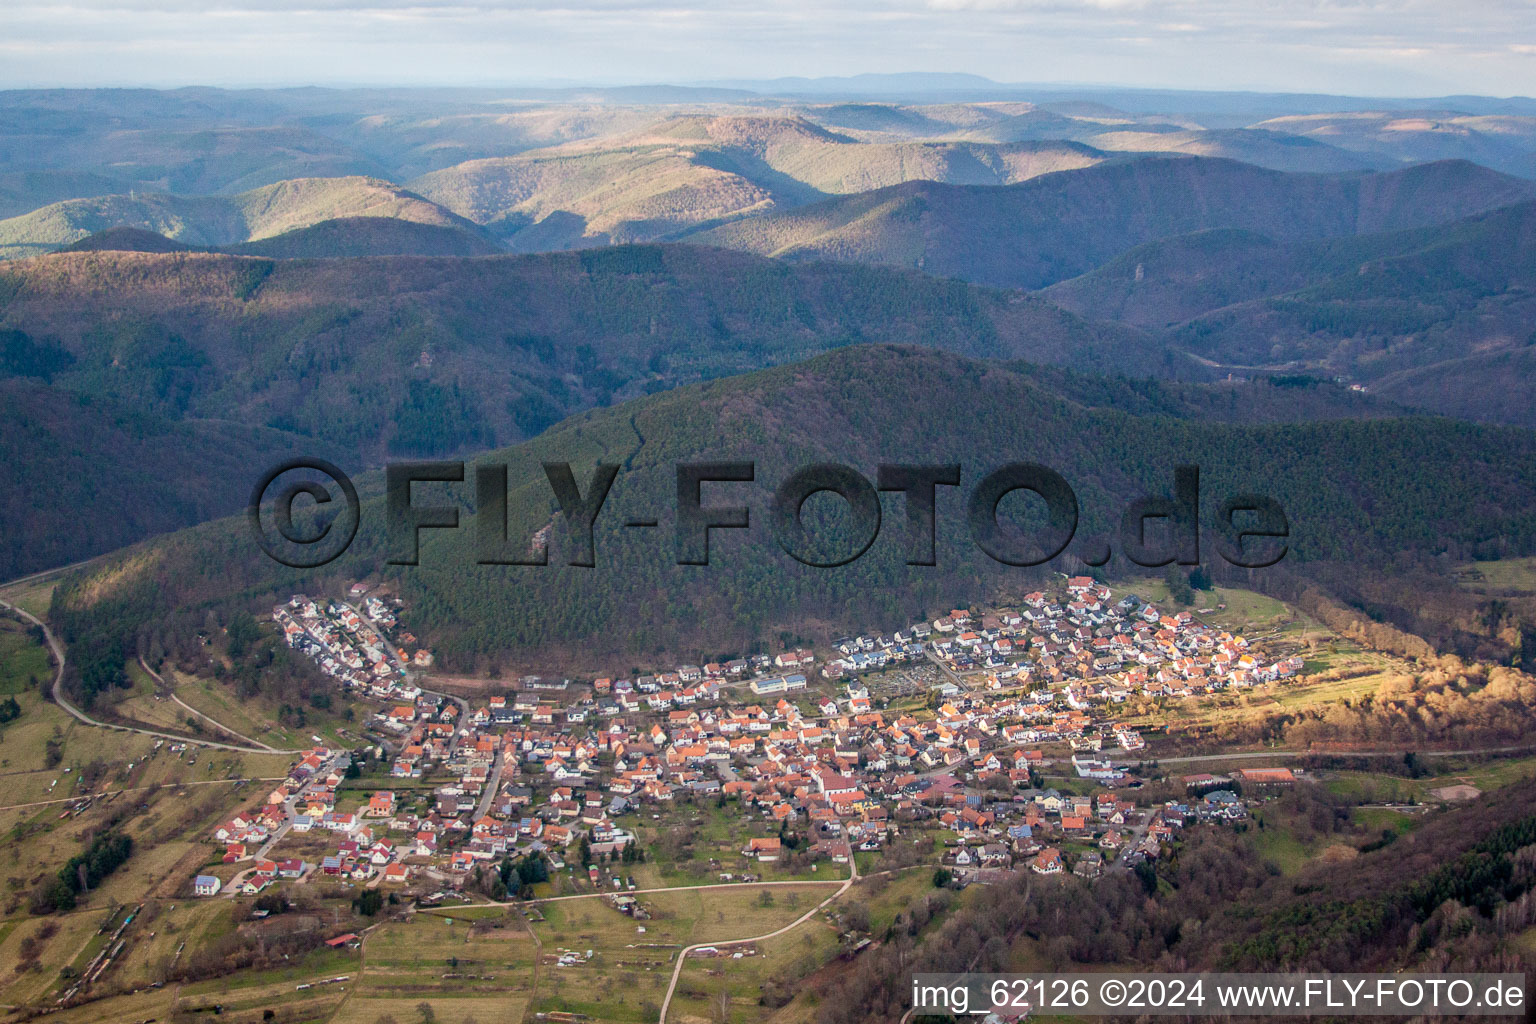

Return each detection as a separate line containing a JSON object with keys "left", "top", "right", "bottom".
{"left": 408, "top": 114, "right": 1110, "bottom": 249}
{"left": 49, "top": 344, "right": 1536, "bottom": 671}
{"left": 0, "top": 244, "right": 1149, "bottom": 445}
{"left": 1077, "top": 127, "right": 1386, "bottom": 173}
{"left": 1156, "top": 201, "right": 1536, "bottom": 424}
{"left": 0, "top": 176, "right": 483, "bottom": 258}
{"left": 691, "top": 157, "right": 1536, "bottom": 289}
{"left": 0, "top": 245, "right": 1149, "bottom": 576}
{"left": 1253, "top": 111, "right": 1536, "bottom": 178}
{"left": 60, "top": 226, "right": 193, "bottom": 254}
{"left": 0, "top": 379, "right": 341, "bottom": 578}
{"left": 225, "top": 217, "right": 501, "bottom": 258}
{"left": 1040, "top": 216, "right": 1478, "bottom": 329}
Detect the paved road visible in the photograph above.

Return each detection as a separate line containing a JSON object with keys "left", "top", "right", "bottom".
{"left": 343, "top": 599, "right": 468, "bottom": 758}
{"left": 0, "top": 597, "right": 296, "bottom": 755}
{"left": 924, "top": 647, "right": 970, "bottom": 691}
{"left": 0, "top": 556, "right": 102, "bottom": 593}
{"left": 473, "top": 751, "right": 505, "bottom": 821}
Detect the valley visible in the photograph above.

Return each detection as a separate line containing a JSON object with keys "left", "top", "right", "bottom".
{"left": 4, "top": 559, "right": 1536, "bottom": 1024}
{"left": 1, "top": 79, "right": 1536, "bottom": 1024}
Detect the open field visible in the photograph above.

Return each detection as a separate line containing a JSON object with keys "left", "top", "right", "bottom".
{"left": 0, "top": 618, "right": 49, "bottom": 697}
{"left": 168, "top": 669, "right": 362, "bottom": 750}
{"left": 629, "top": 802, "right": 843, "bottom": 887}
{"left": 0, "top": 577, "right": 62, "bottom": 622}
{"left": 668, "top": 869, "right": 942, "bottom": 1024}
{"left": 1454, "top": 556, "right": 1536, "bottom": 594}
{"left": 1114, "top": 648, "right": 1399, "bottom": 735}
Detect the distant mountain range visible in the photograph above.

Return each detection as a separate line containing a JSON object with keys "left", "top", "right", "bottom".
{"left": 1, "top": 87, "right": 1534, "bottom": 250}
{"left": 693, "top": 157, "right": 1535, "bottom": 288}
{"left": 0, "top": 176, "right": 491, "bottom": 259}
{"left": 4, "top": 86, "right": 1536, "bottom": 596}
{"left": 4, "top": 147, "right": 1536, "bottom": 577}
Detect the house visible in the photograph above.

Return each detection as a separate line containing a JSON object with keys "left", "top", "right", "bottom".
{"left": 744, "top": 837, "right": 782, "bottom": 862}
{"left": 1073, "top": 851, "right": 1104, "bottom": 877}
{"left": 193, "top": 874, "right": 222, "bottom": 897}
{"left": 1031, "top": 847, "right": 1063, "bottom": 874}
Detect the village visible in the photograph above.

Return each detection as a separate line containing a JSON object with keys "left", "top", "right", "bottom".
{"left": 199, "top": 577, "right": 1307, "bottom": 901}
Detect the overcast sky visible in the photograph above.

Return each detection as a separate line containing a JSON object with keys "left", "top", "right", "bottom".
{"left": 1, "top": 0, "right": 1532, "bottom": 97}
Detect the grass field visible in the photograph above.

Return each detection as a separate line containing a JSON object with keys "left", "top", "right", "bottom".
{"left": 1454, "top": 556, "right": 1536, "bottom": 594}
{"left": 627, "top": 802, "right": 845, "bottom": 888}
{"left": 668, "top": 869, "right": 938, "bottom": 1024}
{"left": 1113, "top": 650, "right": 1398, "bottom": 735}
{"left": 168, "top": 669, "right": 362, "bottom": 750}
{"left": 0, "top": 577, "right": 61, "bottom": 621}
{"left": 0, "top": 618, "right": 49, "bottom": 697}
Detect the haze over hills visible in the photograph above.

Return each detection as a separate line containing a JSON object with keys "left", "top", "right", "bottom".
{"left": 49, "top": 344, "right": 1536, "bottom": 670}
{"left": 1253, "top": 111, "right": 1536, "bottom": 178}
{"left": 2, "top": 86, "right": 1535, "bottom": 263}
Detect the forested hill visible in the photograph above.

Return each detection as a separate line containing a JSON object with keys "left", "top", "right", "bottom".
{"left": 0, "top": 244, "right": 1152, "bottom": 455}
{"left": 50, "top": 344, "right": 1536, "bottom": 677}
{"left": 1043, "top": 199, "right": 1536, "bottom": 428}
{"left": 0, "top": 379, "right": 344, "bottom": 578}
{"left": 0, "top": 244, "right": 1147, "bottom": 578}
{"left": 691, "top": 157, "right": 1535, "bottom": 290}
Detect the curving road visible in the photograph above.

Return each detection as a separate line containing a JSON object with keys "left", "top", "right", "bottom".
{"left": 0, "top": 597, "right": 298, "bottom": 756}
{"left": 139, "top": 655, "right": 292, "bottom": 752}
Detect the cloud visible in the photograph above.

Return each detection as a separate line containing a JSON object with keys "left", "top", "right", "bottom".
{"left": 0, "top": 0, "right": 1531, "bottom": 94}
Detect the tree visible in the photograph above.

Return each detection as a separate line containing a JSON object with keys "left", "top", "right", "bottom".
{"left": 415, "top": 1002, "right": 436, "bottom": 1024}
{"left": 353, "top": 889, "right": 384, "bottom": 916}
{"left": 1164, "top": 566, "right": 1196, "bottom": 606}
{"left": 843, "top": 903, "right": 871, "bottom": 934}
{"left": 932, "top": 868, "right": 953, "bottom": 888}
